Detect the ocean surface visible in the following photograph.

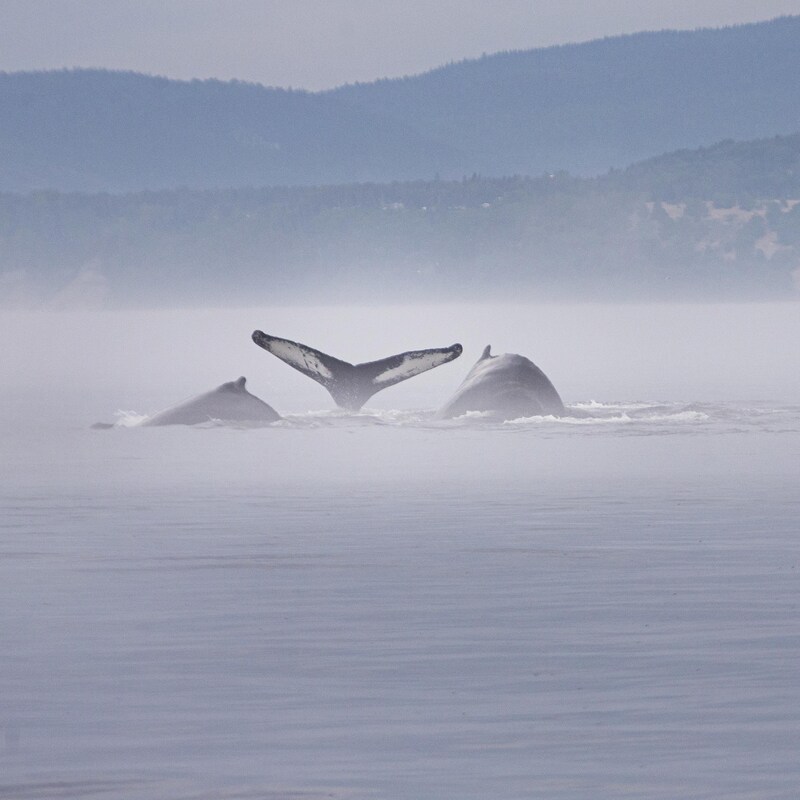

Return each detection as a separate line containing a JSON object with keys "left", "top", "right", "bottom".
{"left": 1, "top": 303, "right": 799, "bottom": 799}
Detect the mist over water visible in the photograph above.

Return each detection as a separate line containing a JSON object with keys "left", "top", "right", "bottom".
{"left": 2, "top": 302, "right": 800, "bottom": 799}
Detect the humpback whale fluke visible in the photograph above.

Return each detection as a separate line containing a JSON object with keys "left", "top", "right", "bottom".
{"left": 252, "top": 331, "right": 463, "bottom": 411}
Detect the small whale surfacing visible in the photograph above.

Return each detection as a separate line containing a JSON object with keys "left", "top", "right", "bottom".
{"left": 138, "top": 376, "right": 280, "bottom": 426}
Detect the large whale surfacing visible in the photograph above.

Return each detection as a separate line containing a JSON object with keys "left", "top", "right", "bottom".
{"left": 438, "top": 345, "right": 564, "bottom": 420}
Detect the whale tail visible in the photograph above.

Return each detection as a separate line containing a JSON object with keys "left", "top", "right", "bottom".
{"left": 252, "top": 331, "right": 462, "bottom": 411}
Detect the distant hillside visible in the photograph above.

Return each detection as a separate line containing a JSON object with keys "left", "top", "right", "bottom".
{"left": 608, "top": 133, "right": 800, "bottom": 202}
{"left": 1, "top": 16, "right": 800, "bottom": 192}
{"left": 332, "top": 16, "right": 800, "bottom": 178}
{"left": 2, "top": 132, "right": 799, "bottom": 307}
{"left": 0, "top": 70, "right": 465, "bottom": 192}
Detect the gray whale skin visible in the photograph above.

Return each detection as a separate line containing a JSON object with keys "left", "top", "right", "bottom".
{"left": 141, "top": 376, "right": 280, "bottom": 426}
{"left": 437, "top": 346, "right": 564, "bottom": 420}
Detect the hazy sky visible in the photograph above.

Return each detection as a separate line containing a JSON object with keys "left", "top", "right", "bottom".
{"left": 2, "top": 0, "right": 799, "bottom": 90}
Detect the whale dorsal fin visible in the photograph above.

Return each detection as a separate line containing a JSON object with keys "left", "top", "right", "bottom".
{"left": 219, "top": 376, "right": 248, "bottom": 392}
{"left": 252, "top": 331, "right": 462, "bottom": 410}
{"left": 481, "top": 345, "right": 493, "bottom": 360}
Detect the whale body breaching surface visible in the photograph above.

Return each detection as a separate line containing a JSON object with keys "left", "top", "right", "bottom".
{"left": 141, "top": 376, "right": 281, "bottom": 426}
{"left": 252, "top": 331, "right": 463, "bottom": 411}
{"left": 437, "top": 345, "right": 564, "bottom": 420}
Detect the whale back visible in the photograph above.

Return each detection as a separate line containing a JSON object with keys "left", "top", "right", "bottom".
{"left": 142, "top": 377, "right": 281, "bottom": 426}
{"left": 438, "top": 347, "right": 564, "bottom": 420}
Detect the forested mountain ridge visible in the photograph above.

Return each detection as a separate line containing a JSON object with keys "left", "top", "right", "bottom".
{"left": 608, "top": 133, "right": 800, "bottom": 201}
{"left": 2, "top": 132, "right": 799, "bottom": 307}
{"left": 2, "top": 16, "right": 799, "bottom": 192}
{"left": 331, "top": 16, "right": 800, "bottom": 178}
{"left": 0, "top": 69, "right": 465, "bottom": 193}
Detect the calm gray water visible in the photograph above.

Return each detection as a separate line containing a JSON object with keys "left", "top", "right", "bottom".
{"left": 2, "top": 304, "right": 799, "bottom": 799}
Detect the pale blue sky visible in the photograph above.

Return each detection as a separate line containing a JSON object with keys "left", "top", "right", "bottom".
{"left": 2, "top": 0, "right": 799, "bottom": 89}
